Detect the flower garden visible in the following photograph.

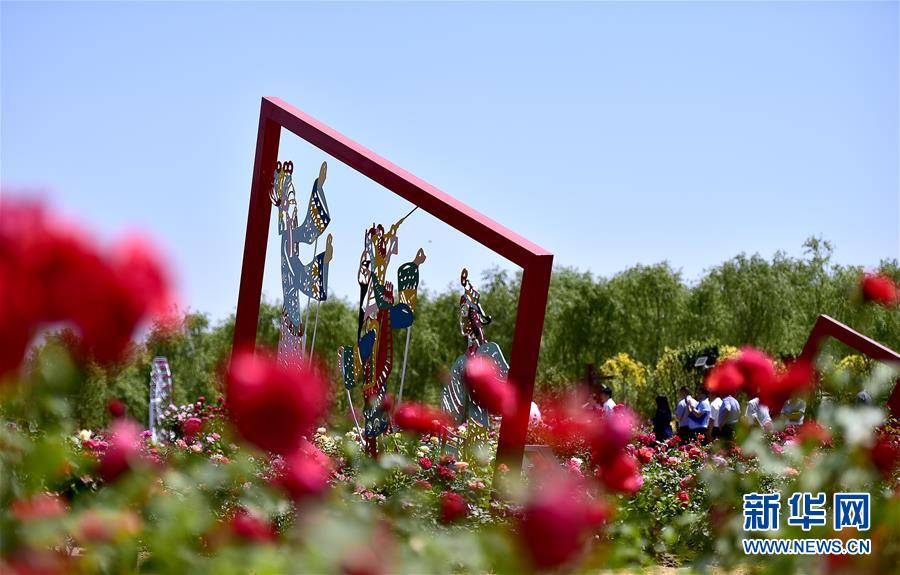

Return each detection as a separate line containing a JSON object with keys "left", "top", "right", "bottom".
{"left": 2, "top": 192, "right": 899, "bottom": 575}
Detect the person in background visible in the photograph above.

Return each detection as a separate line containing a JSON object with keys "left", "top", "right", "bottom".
{"left": 708, "top": 389, "right": 723, "bottom": 440}
{"left": 597, "top": 385, "right": 616, "bottom": 414}
{"left": 744, "top": 396, "right": 772, "bottom": 430}
{"left": 781, "top": 396, "right": 805, "bottom": 426}
{"left": 717, "top": 392, "right": 741, "bottom": 441}
{"left": 688, "top": 386, "right": 711, "bottom": 443}
{"left": 675, "top": 386, "right": 696, "bottom": 441}
{"left": 652, "top": 395, "right": 674, "bottom": 441}
{"left": 529, "top": 401, "right": 542, "bottom": 426}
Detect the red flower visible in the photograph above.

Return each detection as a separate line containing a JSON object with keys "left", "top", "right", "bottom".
{"left": 393, "top": 402, "right": 451, "bottom": 436}
{"left": 861, "top": 273, "right": 898, "bottom": 307}
{"left": 0, "top": 198, "right": 174, "bottom": 373}
{"left": 591, "top": 408, "right": 638, "bottom": 465}
{"left": 636, "top": 446, "right": 655, "bottom": 464}
{"left": 11, "top": 493, "right": 66, "bottom": 522}
{"left": 796, "top": 421, "right": 831, "bottom": 447}
{"left": 464, "top": 355, "right": 516, "bottom": 417}
{"left": 98, "top": 419, "right": 144, "bottom": 482}
{"left": 229, "top": 508, "right": 276, "bottom": 543}
{"left": 274, "top": 440, "right": 332, "bottom": 501}
{"left": 418, "top": 457, "right": 433, "bottom": 470}
{"left": 679, "top": 474, "right": 695, "bottom": 489}
{"left": 760, "top": 360, "right": 816, "bottom": 417}
{"left": 705, "top": 359, "right": 744, "bottom": 396}
{"left": 182, "top": 417, "right": 203, "bottom": 439}
{"left": 437, "top": 466, "right": 457, "bottom": 482}
{"left": 76, "top": 510, "right": 141, "bottom": 543}
{"left": 518, "top": 473, "right": 609, "bottom": 569}
{"left": 107, "top": 398, "right": 126, "bottom": 419}
{"left": 439, "top": 492, "right": 468, "bottom": 523}
{"left": 676, "top": 490, "right": 690, "bottom": 505}
{"left": 734, "top": 348, "right": 777, "bottom": 398}
{"left": 598, "top": 452, "right": 643, "bottom": 494}
{"left": 226, "top": 351, "right": 329, "bottom": 455}
{"left": 870, "top": 436, "right": 899, "bottom": 479}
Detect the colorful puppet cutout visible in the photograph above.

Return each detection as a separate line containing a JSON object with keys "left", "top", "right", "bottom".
{"left": 339, "top": 209, "right": 425, "bottom": 455}
{"left": 441, "top": 268, "right": 510, "bottom": 427}
{"left": 271, "top": 161, "right": 334, "bottom": 368}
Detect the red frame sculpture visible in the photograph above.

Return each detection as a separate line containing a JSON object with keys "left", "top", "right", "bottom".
{"left": 233, "top": 97, "right": 553, "bottom": 474}
{"left": 799, "top": 314, "right": 900, "bottom": 416}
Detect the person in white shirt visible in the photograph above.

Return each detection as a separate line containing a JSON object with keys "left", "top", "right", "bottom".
{"left": 688, "top": 387, "right": 712, "bottom": 443}
{"left": 781, "top": 397, "right": 805, "bottom": 426}
{"left": 744, "top": 397, "right": 772, "bottom": 430}
{"left": 529, "top": 401, "right": 542, "bottom": 426}
{"left": 675, "top": 386, "right": 696, "bottom": 441}
{"left": 717, "top": 394, "right": 741, "bottom": 441}
{"left": 598, "top": 385, "right": 616, "bottom": 414}
{"left": 708, "top": 392, "right": 723, "bottom": 440}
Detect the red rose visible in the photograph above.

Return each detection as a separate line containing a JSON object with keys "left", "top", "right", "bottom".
{"left": 734, "top": 348, "right": 777, "bottom": 398}
{"left": 861, "top": 273, "right": 898, "bottom": 307}
{"left": 182, "top": 417, "right": 203, "bottom": 439}
{"left": 107, "top": 398, "right": 126, "bottom": 419}
{"left": 11, "top": 493, "right": 66, "bottom": 522}
{"left": 464, "top": 355, "right": 516, "bottom": 417}
{"left": 591, "top": 408, "right": 638, "bottom": 465}
{"left": 439, "top": 492, "right": 469, "bottom": 523}
{"left": 870, "top": 437, "right": 899, "bottom": 479}
{"left": 679, "top": 474, "right": 695, "bottom": 489}
{"left": 636, "top": 446, "right": 655, "bottom": 464}
{"left": 226, "top": 351, "right": 329, "bottom": 455}
{"left": 0, "top": 198, "right": 174, "bottom": 372}
{"left": 705, "top": 360, "right": 744, "bottom": 396}
{"left": 437, "top": 466, "right": 456, "bottom": 482}
{"left": 393, "top": 402, "right": 452, "bottom": 436}
{"left": 229, "top": 508, "right": 276, "bottom": 542}
{"left": 760, "top": 360, "right": 816, "bottom": 416}
{"left": 98, "top": 419, "right": 144, "bottom": 482}
{"left": 796, "top": 421, "right": 831, "bottom": 447}
{"left": 598, "top": 452, "right": 643, "bottom": 494}
{"left": 518, "top": 473, "right": 609, "bottom": 569}
{"left": 677, "top": 490, "right": 690, "bottom": 505}
{"left": 274, "top": 440, "right": 332, "bottom": 501}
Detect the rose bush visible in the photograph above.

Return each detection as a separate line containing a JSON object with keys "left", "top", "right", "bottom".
{"left": 2, "top": 197, "right": 899, "bottom": 573}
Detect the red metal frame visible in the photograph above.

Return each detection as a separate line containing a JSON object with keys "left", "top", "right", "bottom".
{"left": 233, "top": 97, "right": 553, "bottom": 474}
{"left": 799, "top": 314, "right": 900, "bottom": 416}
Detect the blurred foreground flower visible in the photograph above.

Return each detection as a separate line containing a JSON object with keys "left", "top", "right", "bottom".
{"left": 273, "top": 439, "right": 332, "bottom": 501}
{"left": 518, "top": 471, "right": 610, "bottom": 570}
{"left": 704, "top": 348, "right": 816, "bottom": 415}
{"left": 0, "top": 196, "right": 174, "bottom": 375}
{"left": 98, "top": 418, "right": 145, "bottom": 482}
{"left": 394, "top": 401, "right": 452, "bottom": 435}
{"left": 11, "top": 493, "right": 66, "bottom": 522}
{"left": 226, "top": 351, "right": 329, "bottom": 455}
{"left": 228, "top": 508, "right": 277, "bottom": 543}
{"left": 861, "top": 273, "right": 898, "bottom": 307}
{"left": 464, "top": 355, "right": 516, "bottom": 417}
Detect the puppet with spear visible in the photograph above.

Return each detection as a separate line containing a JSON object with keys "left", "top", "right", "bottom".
{"left": 339, "top": 207, "right": 425, "bottom": 456}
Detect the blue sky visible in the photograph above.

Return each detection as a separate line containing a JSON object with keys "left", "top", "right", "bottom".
{"left": 2, "top": 1, "right": 898, "bottom": 322}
